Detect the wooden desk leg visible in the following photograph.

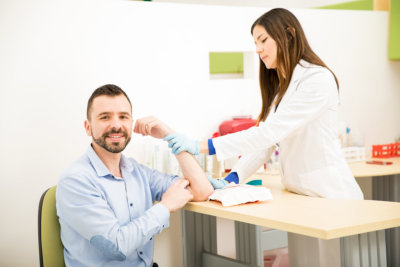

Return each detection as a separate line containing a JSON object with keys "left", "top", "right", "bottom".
{"left": 234, "top": 221, "right": 263, "bottom": 266}
{"left": 181, "top": 212, "right": 258, "bottom": 267}
{"left": 372, "top": 174, "right": 400, "bottom": 267}
{"left": 288, "top": 233, "right": 341, "bottom": 267}
{"left": 288, "top": 231, "right": 387, "bottom": 267}
{"left": 234, "top": 222, "right": 288, "bottom": 266}
{"left": 181, "top": 210, "right": 217, "bottom": 267}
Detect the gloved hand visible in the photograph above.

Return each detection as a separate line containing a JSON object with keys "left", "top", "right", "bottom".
{"left": 163, "top": 133, "right": 200, "bottom": 155}
{"left": 207, "top": 175, "right": 228, "bottom": 189}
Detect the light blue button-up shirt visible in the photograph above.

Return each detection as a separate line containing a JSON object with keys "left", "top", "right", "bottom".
{"left": 56, "top": 145, "right": 179, "bottom": 267}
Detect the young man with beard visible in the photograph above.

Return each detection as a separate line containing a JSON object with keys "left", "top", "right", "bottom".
{"left": 56, "top": 84, "right": 213, "bottom": 267}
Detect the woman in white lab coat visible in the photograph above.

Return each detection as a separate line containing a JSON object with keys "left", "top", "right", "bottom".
{"left": 164, "top": 8, "right": 363, "bottom": 199}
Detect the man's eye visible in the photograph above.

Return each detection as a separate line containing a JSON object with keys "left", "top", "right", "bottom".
{"left": 100, "top": 116, "right": 109, "bottom": 120}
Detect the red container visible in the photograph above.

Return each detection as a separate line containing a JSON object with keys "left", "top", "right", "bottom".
{"left": 219, "top": 118, "right": 257, "bottom": 136}
{"left": 372, "top": 143, "right": 400, "bottom": 158}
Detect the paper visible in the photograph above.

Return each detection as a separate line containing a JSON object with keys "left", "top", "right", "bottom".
{"left": 208, "top": 183, "right": 273, "bottom": 207}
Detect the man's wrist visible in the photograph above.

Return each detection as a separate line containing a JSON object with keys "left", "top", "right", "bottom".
{"left": 162, "top": 130, "right": 175, "bottom": 139}
{"left": 159, "top": 200, "right": 172, "bottom": 212}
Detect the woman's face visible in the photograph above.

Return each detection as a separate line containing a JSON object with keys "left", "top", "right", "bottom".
{"left": 252, "top": 25, "right": 277, "bottom": 69}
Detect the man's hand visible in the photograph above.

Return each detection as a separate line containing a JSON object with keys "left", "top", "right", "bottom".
{"left": 160, "top": 179, "right": 194, "bottom": 212}
{"left": 134, "top": 116, "right": 174, "bottom": 139}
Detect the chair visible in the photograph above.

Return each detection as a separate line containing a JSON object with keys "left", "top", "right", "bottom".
{"left": 38, "top": 186, "right": 65, "bottom": 267}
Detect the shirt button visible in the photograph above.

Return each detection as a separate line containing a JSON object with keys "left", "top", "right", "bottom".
{"left": 130, "top": 203, "right": 133, "bottom": 207}
{"left": 150, "top": 237, "right": 153, "bottom": 240}
{"left": 139, "top": 251, "right": 143, "bottom": 255}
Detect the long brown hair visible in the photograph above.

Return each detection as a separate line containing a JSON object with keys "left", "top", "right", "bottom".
{"left": 251, "top": 8, "right": 339, "bottom": 122}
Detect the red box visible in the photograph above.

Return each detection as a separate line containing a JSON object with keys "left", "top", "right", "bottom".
{"left": 372, "top": 143, "right": 400, "bottom": 158}
{"left": 219, "top": 118, "right": 257, "bottom": 136}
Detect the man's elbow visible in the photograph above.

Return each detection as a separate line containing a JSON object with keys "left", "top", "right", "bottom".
{"left": 191, "top": 185, "right": 214, "bottom": 202}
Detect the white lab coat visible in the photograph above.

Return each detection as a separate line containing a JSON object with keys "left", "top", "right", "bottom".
{"left": 214, "top": 60, "right": 364, "bottom": 199}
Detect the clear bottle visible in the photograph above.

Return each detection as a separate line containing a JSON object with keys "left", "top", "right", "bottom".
{"left": 273, "top": 150, "right": 280, "bottom": 170}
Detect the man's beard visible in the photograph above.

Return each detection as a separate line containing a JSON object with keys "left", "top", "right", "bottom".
{"left": 92, "top": 129, "right": 131, "bottom": 153}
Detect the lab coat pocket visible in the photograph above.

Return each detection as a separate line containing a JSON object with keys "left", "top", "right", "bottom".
{"left": 299, "top": 166, "right": 344, "bottom": 198}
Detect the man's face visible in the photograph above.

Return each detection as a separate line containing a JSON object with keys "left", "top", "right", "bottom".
{"left": 85, "top": 95, "right": 133, "bottom": 153}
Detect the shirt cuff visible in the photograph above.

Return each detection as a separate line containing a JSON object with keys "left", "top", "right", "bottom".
{"left": 224, "top": 172, "right": 239, "bottom": 183}
{"left": 151, "top": 203, "right": 170, "bottom": 229}
{"left": 208, "top": 139, "right": 216, "bottom": 155}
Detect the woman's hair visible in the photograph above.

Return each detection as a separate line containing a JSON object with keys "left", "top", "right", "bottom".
{"left": 251, "top": 8, "right": 339, "bottom": 122}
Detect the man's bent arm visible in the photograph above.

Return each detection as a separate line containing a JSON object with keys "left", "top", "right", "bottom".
{"left": 134, "top": 116, "right": 214, "bottom": 201}
{"left": 175, "top": 152, "right": 213, "bottom": 201}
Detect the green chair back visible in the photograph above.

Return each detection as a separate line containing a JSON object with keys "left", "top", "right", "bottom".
{"left": 38, "top": 186, "right": 65, "bottom": 267}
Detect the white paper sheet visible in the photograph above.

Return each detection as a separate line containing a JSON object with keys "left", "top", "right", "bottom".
{"left": 208, "top": 183, "right": 273, "bottom": 207}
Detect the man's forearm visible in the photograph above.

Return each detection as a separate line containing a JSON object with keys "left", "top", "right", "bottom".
{"left": 175, "top": 152, "right": 213, "bottom": 201}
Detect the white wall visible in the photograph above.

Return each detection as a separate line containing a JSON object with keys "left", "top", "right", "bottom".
{"left": 0, "top": 1, "right": 399, "bottom": 266}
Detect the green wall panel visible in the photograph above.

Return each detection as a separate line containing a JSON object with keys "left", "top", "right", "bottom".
{"left": 389, "top": 0, "right": 400, "bottom": 60}
{"left": 319, "top": 0, "right": 399, "bottom": 60}
{"left": 318, "top": 0, "right": 373, "bottom": 10}
{"left": 209, "top": 52, "right": 243, "bottom": 74}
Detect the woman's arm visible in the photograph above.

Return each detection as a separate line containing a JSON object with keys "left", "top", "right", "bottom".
{"left": 213, "top": 68, "right": 336, "bottom": 161}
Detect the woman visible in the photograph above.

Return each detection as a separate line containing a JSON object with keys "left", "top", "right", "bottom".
{"left": 164, "top": 8, "right": 363, "bottom": 199}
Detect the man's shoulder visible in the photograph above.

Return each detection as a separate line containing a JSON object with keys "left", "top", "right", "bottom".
{"left": 59, "top": 153, "right": 95, "bottom": 184}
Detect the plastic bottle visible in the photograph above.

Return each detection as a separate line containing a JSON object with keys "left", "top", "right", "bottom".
{"left": 273, "top": 150, "right": 280, "bottom": 170}
{"left": 167, "top": 152, "right": 180, "bottom": 175}
{"left": 205, "top": 155, "right": 214, "bottom": 177}
{"left": 152, "top": 145, "right": 160, "bottom": 171}
{"left": 344, "top": 127, "right": 352, "bottom": 147}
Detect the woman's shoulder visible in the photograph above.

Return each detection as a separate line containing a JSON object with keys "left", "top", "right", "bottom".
{"left": 298, "top": 59, "right": 329, "bottom": 72}
{"left": 296, "top": 59, "right": 335, "bottom": 81}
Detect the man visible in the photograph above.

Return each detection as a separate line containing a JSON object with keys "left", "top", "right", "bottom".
{"left": 56, "top": 84, "right": 213, "bottom": 267}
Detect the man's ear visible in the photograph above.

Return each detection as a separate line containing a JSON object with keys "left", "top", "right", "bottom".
{"left": 84, "top": 120, "right": 92, "bottom": 137}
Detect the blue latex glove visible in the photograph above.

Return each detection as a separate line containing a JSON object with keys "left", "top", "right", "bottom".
{"left": 246, "top": 179, "right": 262, "bottom": 186}
{"left": 207, "top": 175, "right": 228, "bottom": 189}
{"left": 163, "top": 133, "right": 200, "bottom": 155}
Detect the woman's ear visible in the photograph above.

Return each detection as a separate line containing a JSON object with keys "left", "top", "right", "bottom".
{"left": 286, "top": 26, "right": 295, "bottom": 40}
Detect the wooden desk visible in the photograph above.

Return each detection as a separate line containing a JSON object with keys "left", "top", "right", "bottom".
{"left": 181, "top": 159, "right": 400, "bottom": 267}
{"left": 185, "top": 175, "right": 400, "bottom": 240}
{"left": 349, "top": 157, "right": 400, "bottom": 177}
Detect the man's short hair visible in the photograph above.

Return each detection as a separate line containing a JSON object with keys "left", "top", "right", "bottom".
{"left": 87, "top": 84, "right": 132, "bottom": 120}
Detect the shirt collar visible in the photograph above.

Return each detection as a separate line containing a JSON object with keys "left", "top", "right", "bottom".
{"left": 292, "top": 59, "right": 312, "bottom": 83}
{"left": 86, "top": 145, "right": 134, "bottom": 178}
{"left": 120, "top": 153, "right": 134, "bottom": 173}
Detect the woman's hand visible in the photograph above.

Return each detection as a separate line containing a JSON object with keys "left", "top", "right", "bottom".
{"left": 163, "top": 133, "right": 200, "bottom": 155}
{"left": 207, "top": 175, "right": 228, "bottom": 189}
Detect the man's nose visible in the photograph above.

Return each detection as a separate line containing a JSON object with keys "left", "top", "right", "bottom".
{"left": 110, "top": 117, "right": 122, "bottom": 128}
